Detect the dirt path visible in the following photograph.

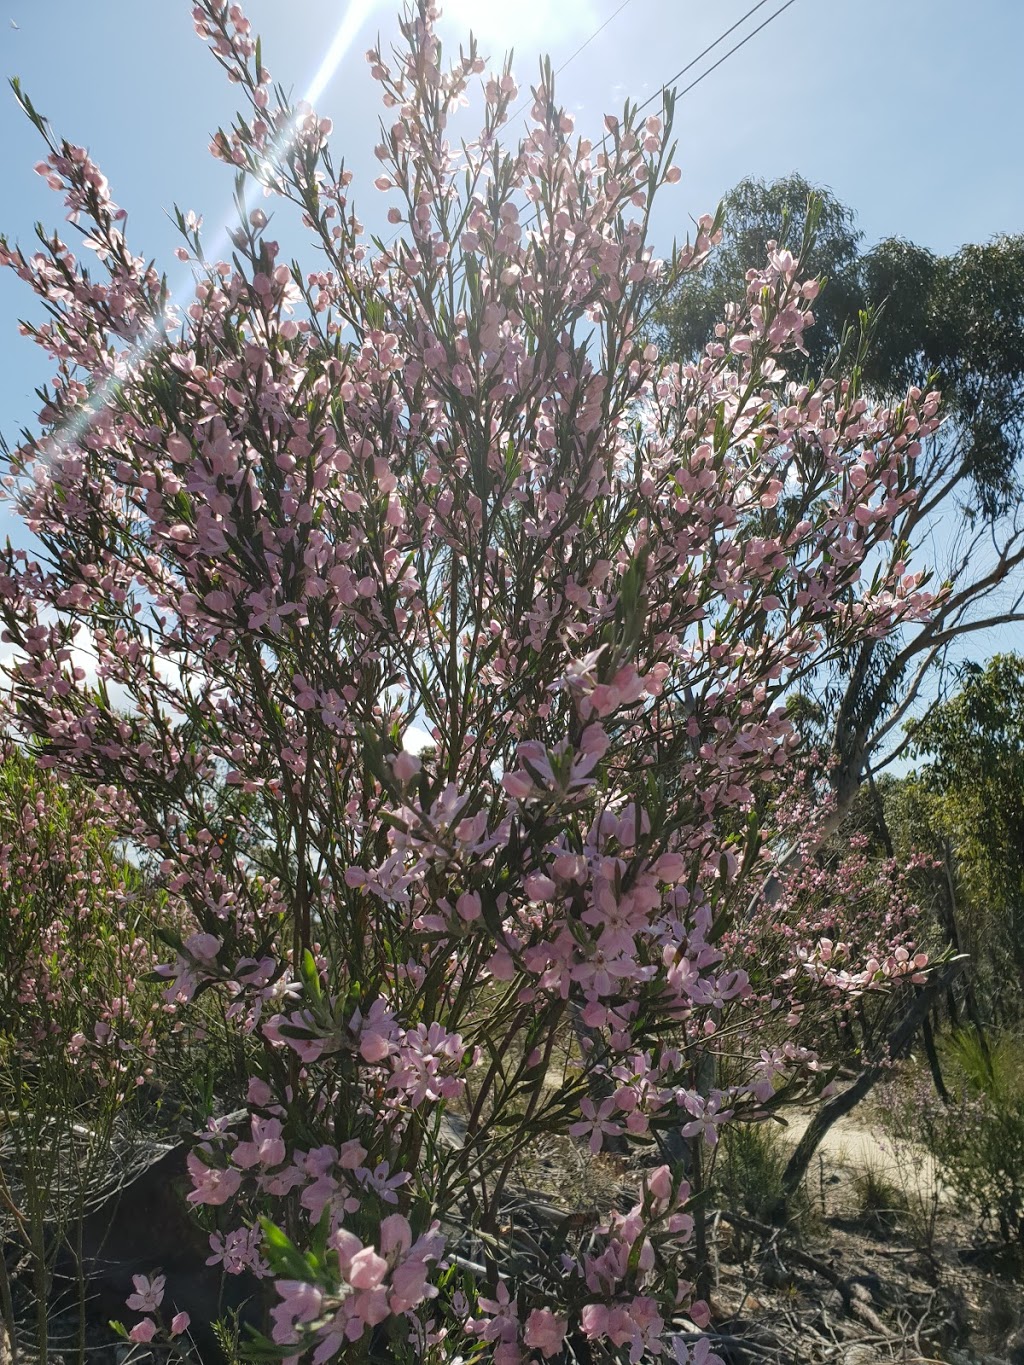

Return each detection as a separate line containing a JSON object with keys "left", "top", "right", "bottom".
{"left": 780, "top": 1109, "right": 949, "bottom": 1207}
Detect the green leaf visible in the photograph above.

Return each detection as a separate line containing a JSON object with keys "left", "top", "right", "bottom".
{"left": 300, "top": 948, "right": 323, "bottom": 1005}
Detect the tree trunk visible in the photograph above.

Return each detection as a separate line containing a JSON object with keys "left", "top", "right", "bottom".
{"left": 780, "top": 958, "right": 967, "bottom": 1197}
{"left": 920, "top": 1008, "right": 948, "bottom": 1102}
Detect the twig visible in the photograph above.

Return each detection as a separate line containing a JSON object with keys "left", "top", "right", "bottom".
{"left": 718, "top": 1209, "right": 892, "bottom": 1336}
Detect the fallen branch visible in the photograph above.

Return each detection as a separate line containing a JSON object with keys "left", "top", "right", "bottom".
{"left": 718, "top": 1209, "right": 888, "bottom": 1335}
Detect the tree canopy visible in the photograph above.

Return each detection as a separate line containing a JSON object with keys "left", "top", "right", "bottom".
{"left": 658, "top": 176, "right": 1024, "bottom": 829}
{"left": 908, "top": 654, "right": 1024, "bottom": 1005}
{"left": 658, "top": 174, "right": 1024, "bottom": 517}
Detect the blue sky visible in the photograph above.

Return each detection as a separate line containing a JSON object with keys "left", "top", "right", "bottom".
{"left": 3, "top": 0, "right": 1022, "bottom": 435}
{"left": 1, "top": 0, "right": 1022, "bottom": 674}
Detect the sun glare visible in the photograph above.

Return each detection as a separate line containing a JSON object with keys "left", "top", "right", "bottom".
{"left": 439, "top": 0, "right": 600, "bottom": 52}
{"left": 42, "top": 0, "right": 379, "bottom": 468}
{"left": 305, "top": 0, "right": 380, "bottom": 105}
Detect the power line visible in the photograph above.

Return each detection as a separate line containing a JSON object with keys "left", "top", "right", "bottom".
{"left": 657, "top": 0, "right": 799, "bottom": 108}
{"left": 554, "top": 0, "right": 636, "bottom": 79}
{"left": 503, "top": 0, "right": 636, "bottom": 127}
{"left": 513, "top": 0, "right": 795, "bottom": 130}
{"left": 634, "top": 0, "right": 789, "bottom": 117}
{"left": 380, "top": 0, "right": 799, "bottom": 249}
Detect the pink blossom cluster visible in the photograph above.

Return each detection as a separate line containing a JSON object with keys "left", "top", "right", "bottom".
{"left": 124, "top": 1273, "right": 191, "bottom": 1344}
{"left": 270, "top": 1215, "right": 444, "bottom": 1361}
{"left": 464, "top": 1166, "right": 718, "bottom": 1364}
{"left": 0, "top": 0, "right": 947, "bottom": 1357}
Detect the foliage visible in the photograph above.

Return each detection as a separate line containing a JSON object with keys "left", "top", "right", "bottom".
{"left": 732, "top": 829, "right": 932, "bottom": 1071}
{"left": 850, "top": 1156, "right": 906, "bottom": 1234}
{"left": 0, "top": 2, "right": 943, "bottom": 1360}
{"left": 871, "top": 1071, "right": 943, "bottom": 1257}
{"left": 655, "top": 174, "right": 864, "bottom": 377}
{"left": 657, "top": 175, "right": 1024, "bottom": 516}
{"left": 0, "top": 749, "right": 173, "bottom": 1364}
{"left": 906, "top": 653, "right": 1024, "bottom": 1018}
{"left": 711, "top": 1122, "right": 793, "bottom": 1227}
{"left": 657, "top": 176, "right": 1024, "bottom": 835}
{"left": 0, "top": 748, "right": 158, "bottom": 1092}
{"left": 887, "top": 1034, "right": 1024, "bottom": 1248}
{"left": 860, "top": 235, "right": 1024, "bottom": 515}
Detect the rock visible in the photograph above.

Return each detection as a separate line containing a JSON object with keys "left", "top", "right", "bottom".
{"left": 48, "top": 1136, "right": 263, "bottom": 1362}
{"left": 1007, "top": 1324, "right": 1024, "bottom": 1364}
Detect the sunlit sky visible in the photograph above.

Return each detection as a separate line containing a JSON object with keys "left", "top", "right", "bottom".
{"left": 1, "top": 0, "right": 1022, "bottom": 662}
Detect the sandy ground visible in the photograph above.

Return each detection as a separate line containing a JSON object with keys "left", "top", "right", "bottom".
{"left": 779, "top": 1109, "right": 950, "bottom": 1207}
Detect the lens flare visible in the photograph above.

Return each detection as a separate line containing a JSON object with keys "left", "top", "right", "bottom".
{"left": 40, "top": 0, "right": 378, "bottom": 469}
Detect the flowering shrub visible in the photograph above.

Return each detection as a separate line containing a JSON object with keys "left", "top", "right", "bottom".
{"left": 0, "top": 749, "right": 162, "bottom": 1093}
{"left": 734, "top": 830, "right": 933, "bottom": 1069}
{"left": 0, "top": 749, "right": 184, "bottom": 1363}
{"left": 0, "top": 1, "right": 941, "bottom": 1359}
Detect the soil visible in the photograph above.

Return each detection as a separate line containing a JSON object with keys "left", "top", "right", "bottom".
{"left": 2, "top": 1108, "right": 1022, "bottom": 1365}
{"left": 781, "top": 1111, "right": 951, "bottom": 1209}
{"left": 698, "top": 1111, "right": 1024, "bottom": 1364}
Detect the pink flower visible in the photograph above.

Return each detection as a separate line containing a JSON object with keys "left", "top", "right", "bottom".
{"left": 347, "top": 1246, "right": 388, "bottom": 1290}
{"left": 569, "top": 1097, "right": 624, "bottom": 1153}
{"left": 232, "top": 1116, "right": 286, "bottom": 1169}
{"left": 646, "top": 1164, "right": 674, "bottom": 1204}
{"left": 581, "top": 1303, "right": 610, "bottom": 1339}
{"left": 170, "top": 1312, "right": 191, "bottom": 1336}
{"left": 359, "top": 1029, "right": 391, "bottom": 1063}
{"left": 472, "top": 1279, "right": 519, "bottom": 1347}
{"left": 128, "top": 1319, "right": 157, "bottom": 1343}
{"left": 338, "top": 1138, "right": 368, "bottom": 1169}
{"left": 672, "top": 1339, "right": 722, "bottom": 1365}
{"left": 351, "top": 998, "right": 397, "bottom": 1063}
{"left": 378, "top": 1213, "right": 412, "bottom": 1256}
{"left": 355, "top": 1160, "right": 410, "bottom": 1204}
{"left": 501, "top": 770, "right": 533, "bottom": 800}
{"left": 207, "top": 1226, "right": 268, "bottom": 1277}
{"left": 388, "top": 1258, "right": 430, "bottom": 1313}
{"left": 126, "top": 1274, "right": 165, "bottom": 1313}
{"left": 679, "top": 1092, "right": 733, "bottom": 1148}
{"left": 187, "top": 1152, "right": 243, "bottom": 1206}
{"left": 391, "top": 750, "right": 421, "bottom": 782}
{"left": 270, "top": 1280, "right": 323, "bottom": 1346}
{"left": 456, "top": 891, "right": 481, "bottom": 922}
{"left": 246, "top": 1076, "right": 274, "bottom": 1106}
{"left": 524, "top": 1307, "right": 567, "bottom": 1358}
{"left": 690, "top": 1300, "right": 712, "bottom": 1329}
{"left": 185, "top": 931, "right": 221, "bottom": 964}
